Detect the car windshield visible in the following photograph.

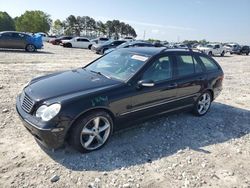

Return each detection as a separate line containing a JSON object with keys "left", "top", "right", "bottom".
{"left": 102, "top": 40, "right": 114, "bottom": 45}
{"left": 85, "top": 50, "right": 150, "bottom": 81}
{"left": 116, "top": 42, "right": 130, "bottom": 48}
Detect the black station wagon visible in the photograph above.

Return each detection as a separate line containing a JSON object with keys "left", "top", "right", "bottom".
{"left": 16, "top": 47, "right": 224, "bottom": 153}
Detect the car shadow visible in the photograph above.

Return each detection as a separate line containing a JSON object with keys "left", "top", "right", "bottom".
{"left": 41, "top": 102, "right": 250, "bottom": 171}
{"left": 0, "top": 49, "right": 54, "bottom": 54}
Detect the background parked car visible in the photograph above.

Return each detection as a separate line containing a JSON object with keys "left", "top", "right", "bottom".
{"left": 231, "top": 45, "right": 249, "bottom": 55}
{"left": 91, "top": 37, "right": 109, "bottom": 44}
{"left": 224, "top": 43, "right": 239, "bottom": 53}
{"left": 91, "top": 40, "right": 126, "bottom": 54}
{"left": 197, "top": 43, "right": 226, "bottom": 56}
{"left": 0, "top": 31, "right": 43, "bottom": 52}
{"left": 36, "top": 32, "right": 50, "bottom": 42}
{"left": 104, "top": 41, "right": 154, "bottom": 54}
{"left": 122, "top": 36, "right": 135, "bottom": 42}
{"left": 89, "top": 37, "right": 110, "bottom": 49}
{"left": 60, "top": 37, "right": 92, "bottom": 49}
{"left": 173, "top": 43, "right": 189, "bottom": 49}
{"left": 49, "top": 36, "right": 73, "bottom": 45}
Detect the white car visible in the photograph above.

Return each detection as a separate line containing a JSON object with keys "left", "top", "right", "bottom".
{"left": 61, "top": 37, "right": 91, "bottom": 49}
{"left": 224, "top": 43, "right": 239, "bottom": 53}
{"left": 37, "top": 32, "right": 50, "bottom": 42}
{"left": 197, "top": 43, "right": 226, "bottom": 56}
{"left": 122, "top": 36, "right": 135, "bottom": 42}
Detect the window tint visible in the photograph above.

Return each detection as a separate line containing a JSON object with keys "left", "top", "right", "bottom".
{"left": 199, "top": 56, "right": 219, "bottom": 71}
{"left": 114, "top": 41, "right": 125, "bottom": 45}
{"left": 215, "top": 45, "right": 220, "bottom": 49}
{"left": 142, "top": 56, "right": 172, "bottom": 82}
{"left": 176, "top": 55, "right": 195, "bottom": 76}
{"left": 100, "top": 38, "right": 109, "bottom": 41}
{"left": 77, "top": 38, "right": 89, "bottom": 42}
{"left": 193, "top": 57, "right": 203, "bottom": 73}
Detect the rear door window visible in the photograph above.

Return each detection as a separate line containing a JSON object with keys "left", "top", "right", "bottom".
{"left": 199, "top": 56, "right": 219, "bottom": 71}
{"left": 176, "top": 55, "right": 195, "bottom": 76}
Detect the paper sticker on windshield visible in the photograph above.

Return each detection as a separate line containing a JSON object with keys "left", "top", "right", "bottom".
{"left": 131, "top": 55, "right": 148, "bottom": 62}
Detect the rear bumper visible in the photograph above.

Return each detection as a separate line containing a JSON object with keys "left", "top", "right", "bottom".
{"left": 16, "top": 96, "right": 65, "bottom": 149}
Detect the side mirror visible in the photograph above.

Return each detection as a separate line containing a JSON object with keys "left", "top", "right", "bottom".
{"left": 137, "top": 80, "right": 155, "bottom": 88}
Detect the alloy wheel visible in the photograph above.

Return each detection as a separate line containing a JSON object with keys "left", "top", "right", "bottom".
{"left": 80, "top": 116, "right": 111, "bottom": 150}
{"left": 26, "top": 44, "right": 35, "bottom": 52}
{"left": 197, "top": 93, "right": 211, "bottom": 115}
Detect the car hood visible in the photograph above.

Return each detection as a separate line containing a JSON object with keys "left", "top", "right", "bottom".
{"left": 197, "top": 47, "right": 211, "bottom": 50}
{"left": 24, "top": 68, "right": 121, "bottom": 101}
{"left": 61, "top": 40, "right": 71, "bottom": 43}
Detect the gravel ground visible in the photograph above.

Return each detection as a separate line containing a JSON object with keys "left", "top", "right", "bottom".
{"left": 0, "top": 44, "right": 249, "bottom": 188}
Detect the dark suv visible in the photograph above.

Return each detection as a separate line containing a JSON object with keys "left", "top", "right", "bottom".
{"left": 231, "top": 45, "right": 249, "bottom": 55}
{"left": 16, "top": 48, "right": 224, "bottom": 153}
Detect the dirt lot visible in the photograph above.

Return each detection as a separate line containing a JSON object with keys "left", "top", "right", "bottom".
{"left": 0, "top": 44, "right": 250, "bottom": 188}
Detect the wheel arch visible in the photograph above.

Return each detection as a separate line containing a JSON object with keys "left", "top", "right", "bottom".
{"left": 204, "top": 89, "right": 214, "bottom": 101}
{"left": 65, "top": 107, "right": 115, "bottom": 139}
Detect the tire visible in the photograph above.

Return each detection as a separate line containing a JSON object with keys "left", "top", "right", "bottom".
{"left": 221, "top": 51, "right": 225, "bottom": 57}
{"left": 65, "top": 43, "right": 72, "bottom": 48}
{"left": 88, "top": 44, "right": 92, "bottom": 50}
{"left": 102, "top": 48, "right": 107, "bottom": 55}
{"left": 69, "top": 111, "right": 113, "bottom": 153}
{"left": 246, "top": 53, "right": 249, "bottom": 56}
{"left": 25, "top": 44, "right": 36, "bottom": 52}
{"left": 230, "top": 52, "right": 233, "bottom": 55}
{"left": 208, "top": 51, "right": 213, "bottom": 56}
{"left": 193, "top": 91, "right": 212, "bottom": 116}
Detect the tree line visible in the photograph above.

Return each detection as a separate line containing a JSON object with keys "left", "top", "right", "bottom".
{"left": 0, "top": 11, "right": 137, "bottom": 39}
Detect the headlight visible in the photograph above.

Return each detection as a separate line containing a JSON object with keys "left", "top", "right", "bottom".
{"left": 36, "top": 103, "right": 61, "bottom": 121}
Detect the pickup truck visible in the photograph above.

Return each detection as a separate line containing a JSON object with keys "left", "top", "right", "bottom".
{"left": 197, "top": 43, "right": 226, "bottom": 56}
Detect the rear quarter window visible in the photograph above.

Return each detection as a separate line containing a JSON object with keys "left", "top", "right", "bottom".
{"left": 199, "top": 56, "right": 219, "bottom": 71}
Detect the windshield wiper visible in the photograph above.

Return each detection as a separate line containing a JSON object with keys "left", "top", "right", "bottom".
{"left": 90, "top": 70, "right": 111, "bottom": 79}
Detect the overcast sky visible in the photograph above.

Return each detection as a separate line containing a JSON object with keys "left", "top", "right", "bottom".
{"left": 0, "top": 0, "right": 249, "bottom": 44}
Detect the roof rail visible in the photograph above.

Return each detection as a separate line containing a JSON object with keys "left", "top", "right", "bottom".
{"left": 162, "top": 47, "right": 204, "bottom": 53}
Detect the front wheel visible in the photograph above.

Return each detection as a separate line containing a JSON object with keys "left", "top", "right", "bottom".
{"left": 65, "top": 43, "right": 72, "bottom": 48}
{"left": 246, "top": 53, "right": 249, "bottom": 56}
{"left": 208, "top": 51, "right": 213, "bottom": 56}
{"left": 221, "top": 51, "right": 225, "bottom": 57}
{"left": 193, "top": 91, "right": 212, "bottom": 116}
{"left": 25, "top": 44, "right": 36, "bottom": 52}
{"left": 69, "top": 111, "right": 113, "bottom": 153}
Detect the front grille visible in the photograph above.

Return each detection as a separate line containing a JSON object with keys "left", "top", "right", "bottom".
{"left": 20, "top": 92, "right": 35, "bottom": 113}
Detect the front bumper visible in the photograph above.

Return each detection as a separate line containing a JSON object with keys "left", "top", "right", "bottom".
{"left": 16, "top": 96, "right": 65, "bottom": 149}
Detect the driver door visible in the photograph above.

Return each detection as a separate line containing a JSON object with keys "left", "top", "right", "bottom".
{"left": 129, "top": 54, "right": 178, "bottom": 117}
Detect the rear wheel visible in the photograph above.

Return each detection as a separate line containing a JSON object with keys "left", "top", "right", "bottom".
{"left": 69, "top": 111, "right": 113, "bottom": 153}
{"left": 246, "top": 53, "right": 249, "bottom": 56}
{"left": 208, "top": 51, "right": 213, "bottom": 56}
{"left": 25, "top": 44, "right": 36, "bottom": 52}
{"left": 221, "top": 51, "right": 225, "bottom": 57}
{"left": 193, "top": 91, "right": 212, "bottom": 116}
{"left": 65, "top": 43, "right": 72, "bottom": 48}
{"left": 102, "top": 48, "right": 108, "bottom": 54}
{"left": 88, "top": 44, "right": 92, "bottom": 50}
